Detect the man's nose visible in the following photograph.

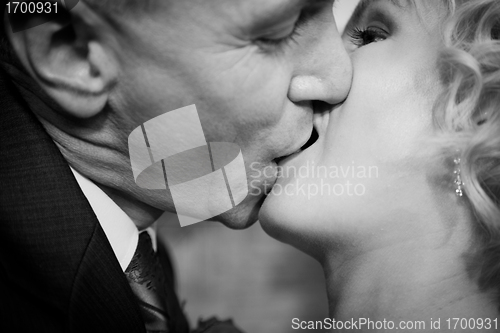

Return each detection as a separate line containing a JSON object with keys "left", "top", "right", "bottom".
{"left": 288, "top": 17, "right": 353, "bottom": 106}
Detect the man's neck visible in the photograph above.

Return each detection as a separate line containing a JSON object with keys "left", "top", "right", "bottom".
{"left": 323, "top": 214, "right": 498, "bottom": 332}
{"left": 98, "top": 184, "right": 163, "bottom": 230}
{"left": 6, "top": 63, "right": 164, "bottom": 229}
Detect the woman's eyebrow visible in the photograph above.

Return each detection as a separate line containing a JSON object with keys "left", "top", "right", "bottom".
{"left": 350, "top": 0, "right": 372, "bottom": 24}
{"left": 349, "top": 0, "right": 404, "bottom": 25}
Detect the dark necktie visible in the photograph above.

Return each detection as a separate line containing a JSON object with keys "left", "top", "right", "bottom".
{"left": 125, "top": 232, "right": 242, "bottom": 333}
{"left": 125, "top": 232, "right": 172, "bottom": 333}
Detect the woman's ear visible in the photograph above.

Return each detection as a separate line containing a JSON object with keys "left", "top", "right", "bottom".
{"left": 5, "top": 2, "right": 118, "bottom": 119}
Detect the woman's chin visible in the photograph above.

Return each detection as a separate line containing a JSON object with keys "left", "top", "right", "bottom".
{"left": 259, "top": 192, "right": 288, "bottom": 241}
{"left": 259, "top": 185, "right": 324, "bottom": 258}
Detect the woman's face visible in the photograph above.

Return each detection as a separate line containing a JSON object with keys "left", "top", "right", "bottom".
{"left": 260, "top": 0, "right": 449, "bottom": 257}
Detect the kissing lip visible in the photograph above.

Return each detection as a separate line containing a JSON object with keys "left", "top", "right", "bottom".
{"left": 274, "top": 126, "right": 319, "bottom": 165}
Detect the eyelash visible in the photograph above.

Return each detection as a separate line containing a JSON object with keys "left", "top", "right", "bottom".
{"left": 348, "top": 26, "right": 389, "bottom": 47}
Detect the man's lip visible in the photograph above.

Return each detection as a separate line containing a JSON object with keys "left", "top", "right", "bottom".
{"left": 273, "top": 127, "right": 319, "bottom": 164}
{"left": 274, "top": 151, "right": 299, "bottom": 165}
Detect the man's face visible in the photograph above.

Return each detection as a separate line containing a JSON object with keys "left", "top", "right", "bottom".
{"left": 109, "top": 0, "right": 352, "bottom": 228}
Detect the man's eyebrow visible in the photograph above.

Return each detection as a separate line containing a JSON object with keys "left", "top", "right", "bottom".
{"left": 264, "top": 0, "right": 332, "bottom": 20}
{"left": 303, "top": 0, "right": 336, "bottom": 9}
{"left": 306, "top": 0, "right": 335, "bottom": 5}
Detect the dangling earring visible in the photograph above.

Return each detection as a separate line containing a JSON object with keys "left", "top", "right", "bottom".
{"left": 454, "top": 155, "right": 464, "bottom": 197}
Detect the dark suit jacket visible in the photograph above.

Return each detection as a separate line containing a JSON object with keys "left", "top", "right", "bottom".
{"left": 0, "top": 64, "right": 190, "bottom": 332}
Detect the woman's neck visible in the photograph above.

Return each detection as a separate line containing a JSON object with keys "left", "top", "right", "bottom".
{"left": 322, "top": 208, "right": 498, "bottom": 332}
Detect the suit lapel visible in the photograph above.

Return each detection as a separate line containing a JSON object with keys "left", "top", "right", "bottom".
{"left": 0, "top": 66, "right": 145, "bottom": 332}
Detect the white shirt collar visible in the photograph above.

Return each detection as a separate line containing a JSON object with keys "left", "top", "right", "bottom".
{"left": 70, "top": 167, "right": 139, "bottom": 272}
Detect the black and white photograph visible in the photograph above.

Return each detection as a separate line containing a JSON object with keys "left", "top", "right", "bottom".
{"left": 1, "top": 0, "right": 499, "bottom": 332}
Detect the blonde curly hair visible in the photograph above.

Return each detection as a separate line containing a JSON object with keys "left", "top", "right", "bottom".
{"left": 434, "top": 0, "right": 500, "bottom": 305}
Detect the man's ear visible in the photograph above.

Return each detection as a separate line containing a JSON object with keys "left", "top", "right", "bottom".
{"left": 6, "top": 2, "right": 118, "bottom": 118}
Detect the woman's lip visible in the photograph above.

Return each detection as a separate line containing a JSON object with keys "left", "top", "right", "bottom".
{"left": 314, "top": 108, "right": 331, "bottom": 137}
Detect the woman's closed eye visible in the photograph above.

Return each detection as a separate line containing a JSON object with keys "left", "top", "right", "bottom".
{"left": 348, "top": 26, "right": 389, "bottom": 47}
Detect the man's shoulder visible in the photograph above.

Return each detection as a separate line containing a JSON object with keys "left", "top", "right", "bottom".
{"left": 0, "top": 69, "right": 146, "bottom": 329}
